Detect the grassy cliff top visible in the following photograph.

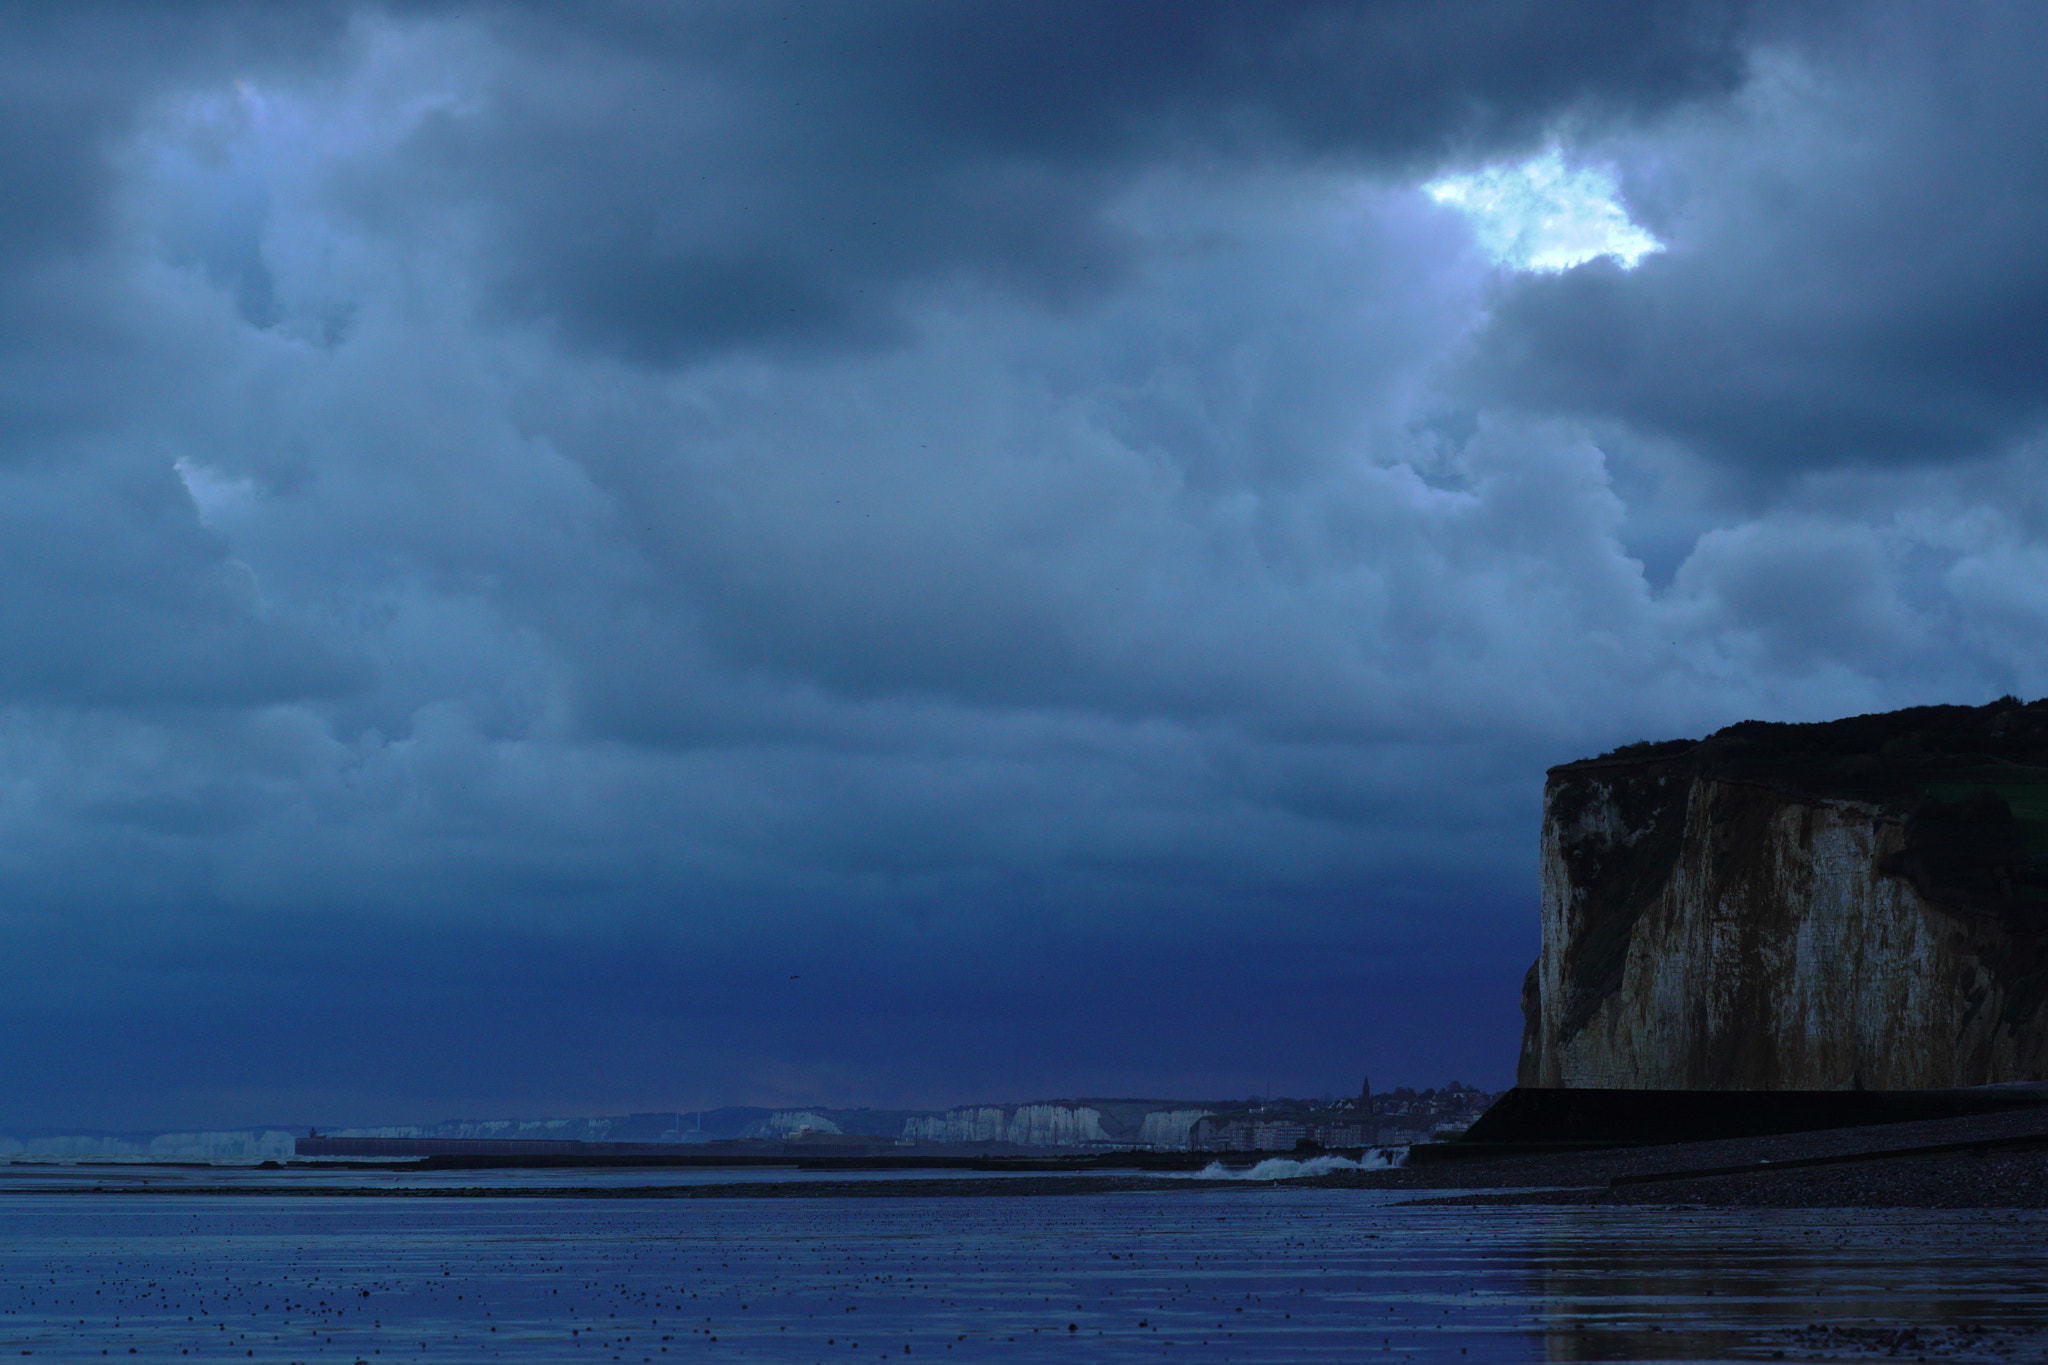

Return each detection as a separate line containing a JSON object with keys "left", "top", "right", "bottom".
{"left": 1556, "top": 697, "right": 2048, "bottom": 808}
{"left": 1552, "top": 697, "right": 2048, "bottom": 929}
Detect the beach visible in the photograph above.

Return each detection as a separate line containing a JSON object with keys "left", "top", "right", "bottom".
{"left": 6, "top": 1144, "right": 2048, "bottom": 1362}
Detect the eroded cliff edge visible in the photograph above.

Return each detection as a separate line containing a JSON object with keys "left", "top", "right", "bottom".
{"left": 1522, "top": 698, "right": 2048, "bottom": 1089}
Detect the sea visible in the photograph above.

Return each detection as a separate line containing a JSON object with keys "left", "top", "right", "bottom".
{"left": 0, "top": 1160, "right": 2043, "bottom": 1363}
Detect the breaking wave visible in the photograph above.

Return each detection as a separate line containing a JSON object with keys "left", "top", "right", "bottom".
{"left": 1185, "top": 1148, "right": 1407, "bottom": 1180}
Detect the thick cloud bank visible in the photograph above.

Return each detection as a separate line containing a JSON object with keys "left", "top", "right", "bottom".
{"left": 2, "top": 1, "right": 2046, "bottom": 1127}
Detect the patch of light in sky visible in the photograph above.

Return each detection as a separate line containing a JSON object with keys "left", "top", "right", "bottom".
{"left": 1425, "top": 149, "right": 1663, "bottom": 272}
{"left": 174, "top": 457, "right": 256, "bottom": 528}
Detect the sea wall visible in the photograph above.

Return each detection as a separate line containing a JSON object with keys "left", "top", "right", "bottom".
{"left": 1522, "top": 703, "right": 2048, "bottom": 1090}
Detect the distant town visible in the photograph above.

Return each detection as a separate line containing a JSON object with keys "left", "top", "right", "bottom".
{"left": 1189, "top": 1082, "right": 1500, "bottom": 1152}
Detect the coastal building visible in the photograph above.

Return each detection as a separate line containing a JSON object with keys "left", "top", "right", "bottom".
{"left": 1186, "top": 1085, "right": 1499, "bottom": 1151}
{"left": 1189, "top": 1113, "right": 1371, "bottom": 1151}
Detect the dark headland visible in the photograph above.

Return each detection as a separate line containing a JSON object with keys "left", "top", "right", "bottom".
{"left": 1407, "top": 695, "right": 2048, "bottom": 1204}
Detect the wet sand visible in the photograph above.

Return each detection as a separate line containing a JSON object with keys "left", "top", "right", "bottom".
{"left": 5, "top": 1188, "right": 2047, "bottom": 1361}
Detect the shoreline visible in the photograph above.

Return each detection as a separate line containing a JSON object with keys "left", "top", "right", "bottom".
{"left": 17, "top": 1105, "right": 2048, "bottom": 1206}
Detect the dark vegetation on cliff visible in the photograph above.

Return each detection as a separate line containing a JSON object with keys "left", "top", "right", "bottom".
{"left": 1549, "top": 697, "right": 2048, "bottom": 1050}
{"left": 1546, "top": 763, "right": 1692, "bottom": 1045}
{"left": 1583, "top": 697, "right": 2048, "bottom": 807}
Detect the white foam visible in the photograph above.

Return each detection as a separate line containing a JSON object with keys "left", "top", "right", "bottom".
{"left": 1184, "top": 1148, "right": 1407, "bottom": 1180}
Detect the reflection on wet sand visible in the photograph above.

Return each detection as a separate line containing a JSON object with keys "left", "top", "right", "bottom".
{"left": 2, "top": 1179, "right": 2045, "bottom": 1361}
{"left": 1532, "top": 1207, "right": 2048, "bottom": 1361}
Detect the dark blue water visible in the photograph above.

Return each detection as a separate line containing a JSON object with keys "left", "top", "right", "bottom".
{"left": 1, "top": 1183, "right": 2043, "bottom": 1362}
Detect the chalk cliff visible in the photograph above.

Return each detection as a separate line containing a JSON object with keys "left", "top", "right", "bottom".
{"left": 901, "top": 1103, "right": 1113, "bottom": 1146}
{"left": 897, "top": 1101, "right": 1221, "bottom": 1148}
{"left": 1134, "top": 1109, "right": 1213, "bottom": 1148}
{"left": 1522, "top": 699, "right": 2048, "bottom": 1090}
{"left": 0, "top": 1130, "right": 299, "bottom": 1160}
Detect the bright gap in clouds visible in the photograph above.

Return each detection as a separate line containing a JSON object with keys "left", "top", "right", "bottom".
{"left": 1425, "top": 148, "right": 1662, "bottom": 272}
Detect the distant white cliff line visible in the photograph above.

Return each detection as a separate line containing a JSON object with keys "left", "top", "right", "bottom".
{"left": 1135, "top": 1110, "right": 1211, "bottom": 1148}
{"left": 903, "top": 1103, "right": 1114, "bottom": 1146}
{"left": 324, "top": 1101, "right": 1228, "bottom": 1149}
{"left": 898, "top": 1103, "right": 1217, "bottom": 1148}
{"left": 0, "top": 1130, "right": 298, "bottom": 1159}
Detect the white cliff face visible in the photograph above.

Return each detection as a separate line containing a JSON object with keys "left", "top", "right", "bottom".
{"left": 1135, "top": 1110, "right": 1212, "bottom": 1149}
{"left": 0, "top": 1130, "right": 298, "bottom": 1159}
{"left": 902, "top": 1104, "right": 1113, "bottom": 1146}
{"left": 1528, "top": 769, "right": 2048, "bottom": 1089}
{"left": 902, "top": 1107, "right": 998, "bottom": 1143}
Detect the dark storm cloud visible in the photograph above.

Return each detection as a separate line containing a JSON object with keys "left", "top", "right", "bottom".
{"left": 0, "top": 4, "right": 349, "bottom": 267}
{"left": 0, "top": 887, "right": 1529, "bottom": 1127}
{"left": 404, "top": 0, "right": 1760, "bottom": 364}
{"left": 0, "top": 458, "right": 360, "bottom": 708}
{"left": 11, "top": 0, "right": 2048, "bottom": 1132}
{"left": 1467, "top": 4, "right": 2048, "bottom": 473}
{"left": 0, "top": 3, "right": 368, "bottom": 707}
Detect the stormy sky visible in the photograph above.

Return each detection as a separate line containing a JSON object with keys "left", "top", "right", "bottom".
{"left": 7, "top": 0, "right": 2048, "bottom": 1129}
